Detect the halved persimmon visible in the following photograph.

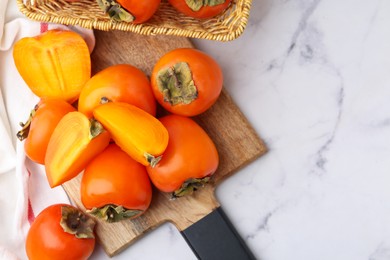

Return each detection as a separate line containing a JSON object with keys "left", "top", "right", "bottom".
{"left": 93, "top": 102, "right": 168, "bottom": 167}
{"left": 45, "top": 111, "right": 111, "bottom": 187}
{"left": 13, "top": 29, "right": 91, "bottom": 102}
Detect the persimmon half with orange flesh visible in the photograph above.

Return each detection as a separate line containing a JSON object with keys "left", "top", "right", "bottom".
{"left": 45, "top": 111, "right": 111, "bottom": 188}
{"left": 13, "top": 29, "right": 91, "bottom": 102}
{"left": 93, "top": 102, "right": 169, "bottom": 167}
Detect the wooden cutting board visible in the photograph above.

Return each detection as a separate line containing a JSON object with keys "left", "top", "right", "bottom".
{"left": 62, "top": 30, "right": 267, "bottom": 257}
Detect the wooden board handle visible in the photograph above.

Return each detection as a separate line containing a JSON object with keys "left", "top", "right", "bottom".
{"left": 181, "top": 207, "right": 256, "bottom": 260}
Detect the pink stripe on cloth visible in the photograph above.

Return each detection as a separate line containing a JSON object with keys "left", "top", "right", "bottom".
{"left": 40, "top": 22, "right": 48, "bottom": 33}
{"left": 26, "top": 169, "right": 35, "bottom": 224}
{"left": 27, "top": 199, "right": 35, "bottom": 225}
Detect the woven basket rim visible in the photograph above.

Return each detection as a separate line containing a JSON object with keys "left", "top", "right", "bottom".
{"left": 16, "top": 0, "right": 252, "bottom": 41}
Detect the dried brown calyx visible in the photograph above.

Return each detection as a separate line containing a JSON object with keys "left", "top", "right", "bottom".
{"left": 60, "top": 205, "right": 95, "bottom": 239}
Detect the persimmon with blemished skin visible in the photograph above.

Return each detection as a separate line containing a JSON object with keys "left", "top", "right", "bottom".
{"left": 45, "top": 111, "right": 111, "bottom": 187}
{"left": 17, "top": 98, "right": 76, "bottom": 165}
{"left": 25, "top": 204, "right": 95, "bottom": 260}
{"left": 168, "top": 0, "right": 232, "bottom": 19}
{"left": 97, "top": 0, "right": 161, "bottom": 24}
{"left": 151, "top": 48, "right": 223, "bottom": 117}
{"left": 146, "top": 115, "right": 219, "bottom": 197}
{"left": 78, "top": 64, "right": 156, "bottom": 118}
{"left": 81, "top": 143, "right": 152, "bottom": 222}
{"left": 13, "top": 29, "right": 91, "bottom": 102}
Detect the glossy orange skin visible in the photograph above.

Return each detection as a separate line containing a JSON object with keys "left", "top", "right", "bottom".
{"left": 24, "top": 98, "right": 76, "bottom": 164}
{"left": 168, "top": 0, "right": 231, "bottom": 19}
{"left": 78, "top": 64, "right": 156, "bottom": 118}
{"left": 26, "top": 204, "right": 95, "bottom": 260}
{"left": 151, "top": 48, "right": 223, "bottom": 117}
{"left": 146, "top": 115, "right": 219, "bottom": 192}
{"left": 117, "top": 0, "right": 161, "bottom": 23}
{"left": 81, "top": 144, "right": 152, "bottom": 213}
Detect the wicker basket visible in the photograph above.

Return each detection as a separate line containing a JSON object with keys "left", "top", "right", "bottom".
{"left": 16, "top": 0, "right": 252, "bottom": 41}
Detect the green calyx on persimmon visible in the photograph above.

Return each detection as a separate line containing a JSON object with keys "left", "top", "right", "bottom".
{"left": 97, "top": 0, "right": 134, "bottom": 22}
{"left": 87, "top": 204, "right": 143, "bottom": 223}
{"left": 156, "top": 62, "right": 198, "bottom": 106}
{"left": 185, "top": 0, "right": 226, "bottom": 11}
{"left": 173, "top": 176, "right": 211, "bottom": 198}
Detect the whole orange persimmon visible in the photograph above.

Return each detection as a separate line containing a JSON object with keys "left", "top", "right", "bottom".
{"left": 151, "top": 48, "right": 223, "bottom": 117}
{"left": 78, "top": 64, "right": 156, "bottom": 118}
{"left": 146, "top": 115, "right": 219, "bottom": 197}
{"left": 81, "top": 144, "right": 152, "bottom": 222}
{"left": 26, "top": 204, "right": 95, "bottom": 260}
{"left": 17, "top": 98, "right": 76, "bottom": 165}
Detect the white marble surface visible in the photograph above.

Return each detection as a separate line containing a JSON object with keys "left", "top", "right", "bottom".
{"left": 3, "top": 0, "right": 389, "bottom": 259}
{"left": 93, "top": 0, "right": 390, "bottom": 259}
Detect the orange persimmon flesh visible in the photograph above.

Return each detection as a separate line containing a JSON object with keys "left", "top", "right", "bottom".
{"left": 13, "top": 29, "right": 91, "bottom": 102}
{"left": 45, "top": 111, "right": 110, "bottom": 187}
{"left": 93, "top": 102, "right": 169, "bottom": 167}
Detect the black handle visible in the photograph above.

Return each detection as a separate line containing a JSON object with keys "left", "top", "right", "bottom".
{"left": 181, "top": 207, "right": 256, "bottom": 260}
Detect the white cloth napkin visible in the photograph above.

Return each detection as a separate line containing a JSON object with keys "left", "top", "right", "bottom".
{"left": 0, "top": 1, "right": 95, "bottom": 259}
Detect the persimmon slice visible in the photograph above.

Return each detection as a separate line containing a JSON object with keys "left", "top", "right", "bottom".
{"left": 45, "top": 111, "right": 110, "bottom": 187}
{"left": 93, "top": 102, "right": 169, "bottom": 167}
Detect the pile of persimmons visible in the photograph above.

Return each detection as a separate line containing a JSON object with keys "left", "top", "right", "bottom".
{"left": 14, "top": 26, "right": 223, "bottom": 258}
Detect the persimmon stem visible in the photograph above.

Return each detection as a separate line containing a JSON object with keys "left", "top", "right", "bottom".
{"left": 145, "top": 153, "right": 162, "bottom": 168}
{"left": 90, "top": 119, "right": 105, "bottom": 139}
{"left": 16, "top": 106, "right": 37, "bottom": 141}
{"left": 100, "top": 96, "right": 110, "bottom": 104}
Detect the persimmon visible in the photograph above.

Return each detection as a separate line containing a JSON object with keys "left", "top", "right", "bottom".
{"left": 146, "top": 115, "right": 219, "bottom": 197}
{"left": 168, "top": 0, "right": 232, "bottom": 19}
{"left": 45, "top": 111, "right": 111, "bottom": 187}
{"left": 26, "top": 204, "right": 95, "bottom": 260}
{"left": 13, "top": 29, "right": 91, "bottom": 102}
{"left": 17, "top": 98, "right": 76, "bottom": 164}
{"left": 151, "top": 48, "right": 223, "bottom": 117}
{"left": 93, "top": 102, "right": 169, "bottom": 167}
{"left": 97, "top": 0, "right": 161, "bottom": 24}
{"left": 81, "top": 144, "right": 152, "bottom": 222}
{"left": 78, "top": 64, "right": 156, "bottom": 118}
